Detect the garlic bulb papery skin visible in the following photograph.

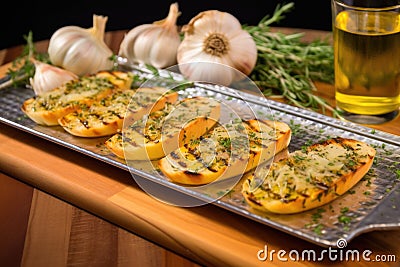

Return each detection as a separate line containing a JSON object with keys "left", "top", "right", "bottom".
{"left": 48, "top": 14, "right": 114, "bottom": 76}
{"left": 118, "top": 2, "right": 181, "bottom": 69}
{"left": 177, "top": 10, "right": 257, "bottom": 86}
{"left": 29, "top": 60, "right": 78, "bottom": 96}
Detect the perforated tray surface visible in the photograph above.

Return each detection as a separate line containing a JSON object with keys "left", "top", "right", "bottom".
{"left": 1, "top": 63, "right": 399, "bottom": 247}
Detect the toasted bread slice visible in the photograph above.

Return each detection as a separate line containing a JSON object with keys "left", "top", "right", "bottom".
{"left": 242, "top": 137, "right": 376, "bottom": 214}
{"left": 58, "top": 87, "right": 178, "bottom": 137}
{"left": 159, "top": 119, "right": 291, "bottom": 185}
{"left": 105, "top": 96, "right": 221, "bottom": 160}
{"left": 21, "top": 71, "right": 133, "bottom": 126}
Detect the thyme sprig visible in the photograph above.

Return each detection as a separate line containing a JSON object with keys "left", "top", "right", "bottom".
{"left": 0, "top": 31, "right": 49, "bottom": 90}
{"left": 244, "top": 3, "right": 339, "bottom": 117}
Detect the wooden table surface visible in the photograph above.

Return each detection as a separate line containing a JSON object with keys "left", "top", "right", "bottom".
{"left": 0, "top": 29, "right": 399, "bottom": 267}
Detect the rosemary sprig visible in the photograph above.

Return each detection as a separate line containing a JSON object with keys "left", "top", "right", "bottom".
{"left": 244, "top": 3, "right": 339, "bottom": 117}
{"left": 0, "top": 31, "right": 49, "bottom": 90}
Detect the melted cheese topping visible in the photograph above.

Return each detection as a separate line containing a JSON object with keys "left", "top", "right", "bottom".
{"left": 26, "top": 73, "right": 129, "bottom": 112}
{"left": 122, "top": 102, "right": 175, "bottom": 146}
{"left": 122, "top": 97, "right": 219, "bottom": 148}
{"left": 251, "top": 140, "right": 372, "bottom": 201}
{"left": 61, "top": 89, "right": 137, "bottom": 129}
{"left": 167, "top": 119, "right": 279, "bottom": 173}
{"left": 62, "top": 87, "right": 175, "bottom": 130}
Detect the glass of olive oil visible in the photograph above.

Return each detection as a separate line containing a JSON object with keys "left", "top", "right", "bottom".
{"left": 332, "top": 0, "right": 400, "bottom": 124}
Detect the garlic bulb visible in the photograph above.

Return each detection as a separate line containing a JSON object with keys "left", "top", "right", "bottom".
{"left": 29, "top": 59, "right": 78, "bottom": 96}
{"left": 118, "top": 3, "right": 181, "bottom": 69}
{"left": 48, "top": 14, "right": 114, "bottom": 76}
{"left": 177, "top": 10, "right": 257, "bottom": 86}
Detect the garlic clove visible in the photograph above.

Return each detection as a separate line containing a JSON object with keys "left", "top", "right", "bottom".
{"left": 148, "top": 30, "right": 182, "bottom": 68}
{"left": 178, "top": 61, "right": 235, "bottom": 86}
{"left": 133, "top": 27, "right": 160, "bottom": 64}
{"left": 118, "top": 3, "right": 181, "bottom": 69}
{"left": 119, "top": 24, "right": 152, "bottom": 62}
{"left": 227, "top": 34, "right": 258, "bottom": 75}
{"left": 29, "top": 60, "right": 78, "bottom": 96}
{"left": 177, "top": 10, "right": 258, "bottom": 86}
{"left": 48, "top": 15, "right": 114, "bottom": 76}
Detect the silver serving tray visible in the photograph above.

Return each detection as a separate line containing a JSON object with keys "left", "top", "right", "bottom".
{"left": 1, "top": 61, "right": 399, "bottom": 248}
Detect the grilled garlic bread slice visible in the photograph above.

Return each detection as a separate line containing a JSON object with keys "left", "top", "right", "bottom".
{"left": 105, "top": 96, "right": 221, "bottom": 160}
{"left": 242, "top": 137, "right": 376, "bottom": 214}
{"left": 21, "top": 71, "right": 133, "bottom": 126}
{"left": 159, "top": 119, "right": 291, "bottom": 185}
{"left": 58, "top": 87, "right": 178, "bottom": 137}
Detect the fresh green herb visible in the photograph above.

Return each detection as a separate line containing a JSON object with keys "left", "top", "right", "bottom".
{"left": 363, "top": 191, "right": 371, "bottom": 196}
{"left": 340, "top": 207, "right": 349, "bottom": 213}
{"left": 244, "top": 3, "right": 339, "bottom": 117}
{"left": 313, "top": 224, "right": 324, "bottom": 235}
{"left": 218, "top": 137, "right": 231, "bottom": 150}
{"left": 311, "top": 208, "right": 326, "bottom": 222}
{"left": 338, "top": 214, "right": 352, "bottom": 224}
{"left": 305, "top": 208, "right": 326, "bottom": 235}
{"left": 337, "top": 207, "right": 352, "bottom": 231}
{"left": 395, "top": 170, "right": 400, "bottom": 180}
{"left": 288, "top": 119, "right": 303, "bottom": 136}
{"left": 1, "top": 31, "right": 50, "bottom": 89}
{"left": 301, "top": 139, "right": 313, "bottom": 152}
{"left": 108, "top": 54, "right": 119, "bottom": 70}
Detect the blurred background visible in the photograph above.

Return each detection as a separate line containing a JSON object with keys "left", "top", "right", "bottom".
{"left": 0, "top": 0, "right": 332, "bottom": 50}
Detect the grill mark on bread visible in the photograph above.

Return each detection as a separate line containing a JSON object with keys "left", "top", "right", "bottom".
{"left": 106, "top": 96, "right": 221, "bottom": 160}
{"left": 159, "top": 119, "right": 291, "bottom": 185}
{"left": 242, "top": 137, "right": 376, "bottom": 214}
{"left": 59, "top": 87, "right": 178, "bottom": 137}
{"left": 21, "top": 71, "right": 133, "bottom": 126}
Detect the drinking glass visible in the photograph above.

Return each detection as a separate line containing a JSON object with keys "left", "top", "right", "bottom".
{"left": 331, "top": 0, "right": 400, "bottom": 124}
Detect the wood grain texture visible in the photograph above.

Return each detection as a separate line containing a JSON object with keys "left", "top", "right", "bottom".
{"left": 21, "top": 190, "right": 73, "bottom": 266}
{"left": 1, "top": 124, "right": 399, "bottom": 267}
{"left": 0, "top": 175, "right": 200, "bottom": 267}
{"left": 0, "top": 125, "right": 202, "bottom": 267}
{"left": 0, "top": 173, "right": 32, "bottom": 267}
